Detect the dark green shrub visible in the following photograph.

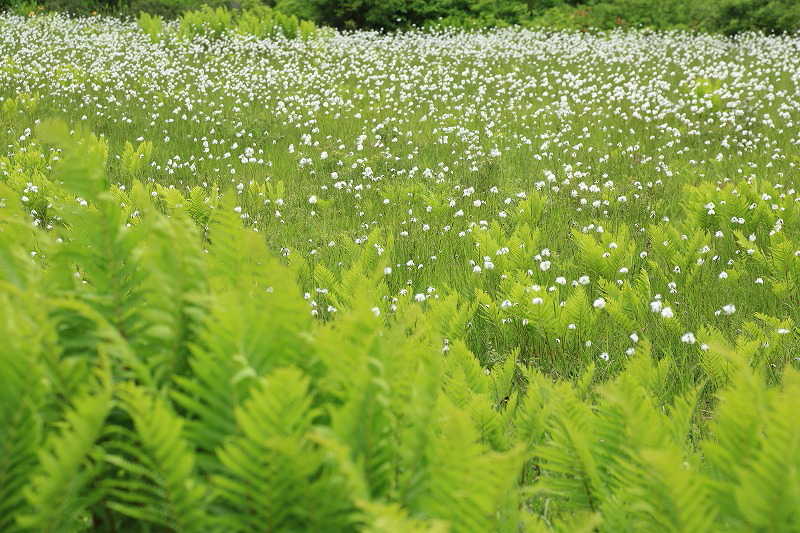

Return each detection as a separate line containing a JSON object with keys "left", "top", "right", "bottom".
{"left": 39, "top": 0, "right": 104, "bottom": 15}
{"left": 530, "top": 0, "right": 711, "bottom": 31}
{"left": 711, "top": 0, "right": 800, "bottom": 34}
{"left": 122, "top": 0, "right": 217, "bottom": 19}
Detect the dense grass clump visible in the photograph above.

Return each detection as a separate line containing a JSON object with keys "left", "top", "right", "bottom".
{"left": 1, "top": 16, "right": 800, "bottom": 531}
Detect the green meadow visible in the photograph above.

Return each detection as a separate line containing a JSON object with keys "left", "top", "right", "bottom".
{"left": 1, "top": 12, "right": 800, "bottom": 531}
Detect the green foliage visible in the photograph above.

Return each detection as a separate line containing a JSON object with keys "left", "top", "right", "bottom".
{"left": 104, "top": 383, "right": 211, "bottom": 531}
{"left": 179, "top": 5, "right": 233, "bottom": 40}
{"left": 712, "top": 0, "right": 800, "bottom": 35}
{"left": 5, "top": 0, "right": 42, "bottom": 15}
{"left": 258, "top": 0, "right": 800, "bottom": 32}
{"left": 527, "top": 0, "right": 712, "bottom": 31}
{"left": 214, "top": 367, "right": 357, "bottom": 531}
{"left": 234, "top": 5, "right": 317, "bottom": 39}
{"left": 6, "top": 0, "right": 800, "bottom": 33}
{"left": 17, "top": 372, "right": 112, "bottom": 532}
{"left": 133, "top": 4, "right": 320, "bottom": 41}
{"left": 4, "top": 102, "right": 800, "bottom": 528}
{"left": 136, "top": 12, "right": 162, "bottom": 43}
{"left": 298, "top": 0, "right": 536, "bottom": 30}
{"left": 126, "top": 0, "right": 205, "bottom": 19}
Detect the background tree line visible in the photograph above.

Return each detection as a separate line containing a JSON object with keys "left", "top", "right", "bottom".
{"left": 4, "top": 0, "right": 800, "bottom": 35}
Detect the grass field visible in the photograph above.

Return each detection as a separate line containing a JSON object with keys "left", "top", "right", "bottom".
{"left": 2, "top": 13, "right": 800, "bottom": 531}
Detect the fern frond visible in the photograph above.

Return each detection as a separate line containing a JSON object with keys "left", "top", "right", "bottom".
{"left": 18, "top": 376, "right": 112, "bottom": 532}
{"left": 104, "top": 382, "right": 212, "bottom": 532}
{"left": 173, "top": 282, "right": 313, "bottom": 459}
{"left": 312, "top": 290, "right": 407, "bottom": 499}
{"left": 134, "top": 210, "right": 209, "bottom": 387}
{"left": 214, "top": 366, "right": 357, "bottom": 531}
{"left": 0, "top": 183, "right": 43, "bottom": 289}
{"left": 560, "top": 285, "right": 595, "bottom": 336}
{"left": 175, "top": 200, "right": 312, "bottom": 457}
{"left": 703, "top": 363, "right": 768, "bottom": 524}
{"left": 535, "top": 384, "right": 606, "bottom": 512}
{"left": 36, "top": 122, "right": 153, "bottom": 372}
{"left": 605, "top": 448, "right": 716, "bottom": 533}
{"left": 360, "top": 501, "right": 449, "bottom": 533}
{"left": 411, "top": 399, "right": 524, "bottom": 532}
{"left": 36, "top": 120, "right": 108, "bottom": 201}
{"left": 573, "top": 230, "right": 611, "bottom": 279}
{"left": 467, "top": 395, "right": 514, "bottom": 451}
{"left": 515, "top": 368, "right": 558, "bottom": 453}
{"left": 0, "top": 294, "right": 44, "bottom": 532}
{"left": 733, "top": 369, "right": 800, "bottom": 530}
{"left": 50, "top": 297, "right": 154, "bottom": 387}
{"left": 426, "top": 292, "right": 478, "bottom": 341}
{"left": 381, "top": 304, "right": 445, "bottom": 506}
{"left": 442, "top": 339, "right": 489, "bottom": 406}
{"left": 330, "top": 359, "right": 397, "bottom": 499}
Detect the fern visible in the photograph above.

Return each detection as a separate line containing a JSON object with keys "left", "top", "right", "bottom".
{"left": 174, "top": 196, "right": 313, "bottom": 460}
{"left": 312, "top": 293, "right": 403, "bottom": 499}
{"left": 137, "top": 12, "right": 163, "bottom": 43}
{"left": 329, "top": 355, "right": 397, "bottom": 499}
{"left": 0, "top": 293, "right": 43, "bottom": 532}
{"left": 605, "top": 448, "right": 716, "bottom": 533}
{"left": 516, "top": 368, "right": 558, "bottom": 454}
{"left": 560, "top": 285, "right": 596, "bottom": 337}
{"left": 426, "top": 291, "right": 478, "bottom": 341}
{"left": 18, "top": 374, "right": 112, "bottom": 532}
{"left": 104, "top": 383, "right": 212, "bottom": 532}
{"left": 379, "top": 305, "right": 444, "bottom": 508}
{"left": 411, "top": 399, "right": 524, "bottom": 532}
{"left": 134, "top": 210, "right": 209, "bottom": 387}
{"left": 118, "top": 140, "right": 152, "bottom": 182}
{"left": 597, "top": 366, "right": 712, "bottom": 532}
{"left": 731, "top": 370, "right": 800, "bottom": 531}
{"left": 172, "top": 284, "right": 312, "bottom": 460}
{"left": 360, "top": 501, "right": 448, "bottom": 532}
{"left": 36, "top": 122, "right": 150, "bottom": 373}
{"left": 534, "top": 385, "right": 606, "bottom": 513}
{"left": 443, "top": 339, "right": 489, "bottom": 405}
{"left": 0, "top": 182, "right": 42, "bottom": 289}
{"left": 467, "top": 394, "right": 515, "bottom": 452}
{"left": 214, "top": 366, "right": 357, "bottom": 531}
{"left": 185, "top": 185, "right": 215, "bottom": 229}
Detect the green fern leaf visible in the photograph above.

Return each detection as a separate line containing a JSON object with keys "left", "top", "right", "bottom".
{"left": 535, "top": 384, "right": 606, "bottom": 513}
{"left": 733, "top": 370, "right": 800, "bottom": 531}
{"left": 214, "top": 366, "right": 357, "bottom": 531}
{"left": 411, "top": 399, "right": 524, "bottom": 532}
{"left": 18, "top": 377, "right": 112, "bottom": 532}
{"left": 360, "top": 501, "right": 449, "bottom": 533}
{"left": 135, "top": 210, "right": 209, "bottom": 387}
{"left": 606, "top": 448, "right": 716, "bottom": 533}
{"left": 0, "top": 296, "right": 44, "bottom": 532}
{"left": 104, "top": 382, "right": 212, "bottom": 532}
